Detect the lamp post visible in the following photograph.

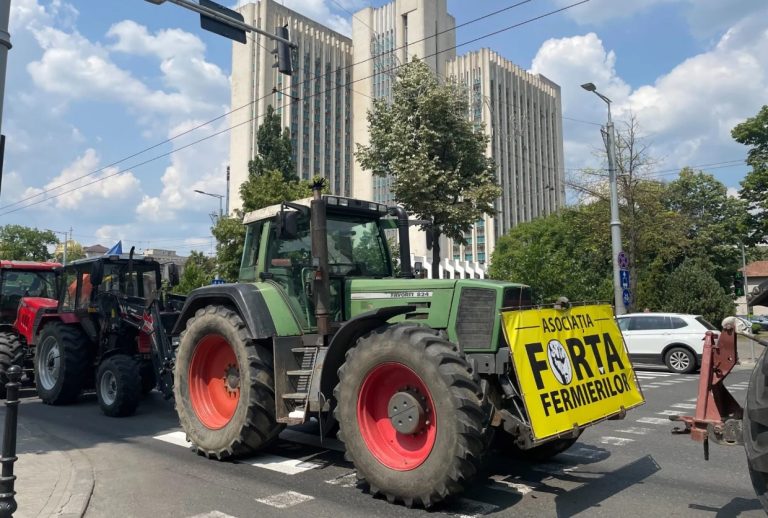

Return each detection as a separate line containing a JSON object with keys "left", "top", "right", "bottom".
{"left": 581, "top": 82, "right": 626, "bottom": 315}
{"left": 193, "top": 189, "right": 224, "bottom": 220}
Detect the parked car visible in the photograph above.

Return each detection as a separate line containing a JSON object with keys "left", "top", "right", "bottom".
{"left": 616, "top": 313, "right": 718, "bottom": 374}
{"left": 749, "top": 315, "right": 768, "bottom": 332}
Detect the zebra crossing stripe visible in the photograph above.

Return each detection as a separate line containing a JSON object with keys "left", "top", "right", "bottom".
{"left": 600, "top": 436, "right": 634, "bottom": 446}
{"left": 615, "top": 427, "right": 652, "bottom": 435}
{"left": 671, "top": 403, "right": 696, "bottom": 409}
{"left": 186, "top": 512, "right": 238, "bottom": 518}
{"left": 255, "top": 491, "right": 314, "bottom": 509}
{"left": 637, "top": 417, "right": 670, "bottom": 425}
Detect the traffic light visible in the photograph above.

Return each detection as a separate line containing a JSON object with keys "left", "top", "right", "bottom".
{"left": 734, "top": 277, "right": 745, "bottom": 297}
{"left": 274, "top": 25, "right": 293, "bottom": 76}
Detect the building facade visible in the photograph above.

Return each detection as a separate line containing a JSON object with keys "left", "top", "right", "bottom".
{"left": 443, "top": 49, "right": 565, "bottom": 267}
{"left": 229, "top": 0, "right": 354, "bottom": 209}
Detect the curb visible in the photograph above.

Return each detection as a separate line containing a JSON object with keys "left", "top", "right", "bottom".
{"left": 24, "top": 420, "right": 94, "bottom": 518}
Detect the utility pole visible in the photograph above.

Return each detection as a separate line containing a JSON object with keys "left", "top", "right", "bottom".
{"left": 0, "top": 0, "right": 12, "bottom": 198}
{"left": 742, "top": 241, "right": 750, "bottom": 315}
{"left": 225, "top": 165, "right": 230, "bottom": 216}
{"left": 582, "top": 82, "right": 627, "bottom": 315}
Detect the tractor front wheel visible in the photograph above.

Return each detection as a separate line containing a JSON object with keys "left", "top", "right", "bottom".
{"left": 35, "top": 323, "right": 88, "bottom": 405}
{"left": 334, "top": 324, "right": 488, "bottom": 507}
{"left": 96, "top": 355, "right": 141, "bottom": 417}
{"left": 174, "top": 305, "right": 283, "bottom": 459}
{"left": 0, "top": 332, "right": 23, "bottom": 399}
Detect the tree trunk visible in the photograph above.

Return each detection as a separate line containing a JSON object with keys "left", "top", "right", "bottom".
{"left": 431, "top": 229, "right": 441, "bottom": 279}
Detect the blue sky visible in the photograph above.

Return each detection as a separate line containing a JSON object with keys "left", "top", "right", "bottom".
{"left": 1, "top": 0, "right": 766, "bottom": 256}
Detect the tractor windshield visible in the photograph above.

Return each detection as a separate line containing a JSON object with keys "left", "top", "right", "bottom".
{"left": 327, "top": 216, "right": 391, "bottom": 277}
{"left": 100, "top": 262, "right": 159, "bottom": 299}
{"left": 0, "top": 269, "right": 58, "bottom": 324}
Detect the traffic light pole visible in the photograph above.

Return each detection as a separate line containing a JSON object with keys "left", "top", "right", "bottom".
{"left": 742, "top": 241, "right": 750, "bottom": 314}
{"left": 145, "top": 0, "right": 294, "bottom": 47}
{"left": 0, "top": 1, "right": 11, "bottom": 198}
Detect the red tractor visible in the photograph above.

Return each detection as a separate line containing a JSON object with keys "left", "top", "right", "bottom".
{"left": 12, "top": 252, "right": 183, "bottom": 416}
{"left": 0, "top": 260, "right": 60, "bottom": 396}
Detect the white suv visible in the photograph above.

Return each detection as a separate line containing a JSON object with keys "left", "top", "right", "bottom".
{"left": 616, "top": 313, "right": 718, "bottom": 373}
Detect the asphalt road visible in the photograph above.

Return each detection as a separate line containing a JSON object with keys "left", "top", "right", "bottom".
{"left": 11, "top": 365, "right": 765, "bottom": 518}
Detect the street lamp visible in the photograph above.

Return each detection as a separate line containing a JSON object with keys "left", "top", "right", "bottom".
{"left": 581, "top": 82, "right": 627, "bottom": 315}
{"left": 193, "top": 189, "right": 224, "bottom": 219}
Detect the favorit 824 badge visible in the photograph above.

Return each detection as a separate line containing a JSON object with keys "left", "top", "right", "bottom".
{"left": 501, "top": 304, "right": 645, "bottom": 441}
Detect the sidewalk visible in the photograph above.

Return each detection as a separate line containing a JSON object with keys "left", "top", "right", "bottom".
{"left": 11, "top": 417, "right": 94, "bottom": 518}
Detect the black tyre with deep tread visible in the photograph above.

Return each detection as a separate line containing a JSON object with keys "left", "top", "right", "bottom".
{"left": 744, "top": 347, "right": 768, "bottom": 512}
{"left": 174, "top": 305, "right": 283, "bottom": 460}
{"left": 334, "top": 324, "right": 488, "bottom": 507}
{"left": 96, "top": 354, "right": 142, "bottom": 417}
{"left": 0, "top": 332, "right": 24, "bottom": 399}
{"left": 35, "top": 323, "right": 89, "bottom": 405}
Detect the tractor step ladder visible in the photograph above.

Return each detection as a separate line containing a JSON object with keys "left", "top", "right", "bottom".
{"left": 274, "top": 339, "right": 323, "bottom": 425}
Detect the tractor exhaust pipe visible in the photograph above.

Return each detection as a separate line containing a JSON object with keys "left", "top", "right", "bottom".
{"left": 388, "top": 206, "right": 413, "bottom": 278}
{"left": 311, "top": 181, "right": 331, "bottom": 338}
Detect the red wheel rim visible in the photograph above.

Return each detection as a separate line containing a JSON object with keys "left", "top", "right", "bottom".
{"left": 357, "top": 362, "right": 437, "bottom": 471}
{"left": 188, "top": 334, "right": 239, "bottom": 430}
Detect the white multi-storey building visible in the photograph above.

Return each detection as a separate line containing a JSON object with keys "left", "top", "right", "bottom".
{"left": 229, "top": 0, "right": 354, "bottom": 209}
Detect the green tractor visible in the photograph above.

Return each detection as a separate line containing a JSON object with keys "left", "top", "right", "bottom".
{"left": 171, "top": 185, "right": 594, "bottom": 506}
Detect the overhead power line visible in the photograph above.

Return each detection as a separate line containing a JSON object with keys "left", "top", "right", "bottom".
{"left": 0, "top": 0, "right": 543, "bottom": 213}
{"left": 0, "top": 0, "right": 590, "bottom": 217}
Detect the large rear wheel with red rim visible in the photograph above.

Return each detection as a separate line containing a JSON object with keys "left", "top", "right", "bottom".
{"left": 174, "top": 305, "right": 283, "bottom": 459}
{"left": 334, "top": 324, "right": 488, "bottom": 507}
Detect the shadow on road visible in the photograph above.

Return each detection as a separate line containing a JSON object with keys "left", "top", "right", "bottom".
{"left": 690, "top": 497, "right": 763, "bottom": 517}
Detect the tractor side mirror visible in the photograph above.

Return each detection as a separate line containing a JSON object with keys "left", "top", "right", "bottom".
{"left": 90, "top": 260, "right": 104, "bottom": 287}
{"left": 276, "top": 210, "right": 299, "bottom": 239}
{"left": 168, "top": 263, "right": 180, "bottom": 287}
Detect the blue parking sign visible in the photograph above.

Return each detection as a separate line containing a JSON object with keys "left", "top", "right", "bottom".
{"left": 622, "top": 289, "right": 631, "bottom": 306}
{"left": 620, "top": 269, "right": 630, "bottom": 289}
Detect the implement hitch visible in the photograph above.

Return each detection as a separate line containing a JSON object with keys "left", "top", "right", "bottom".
{"left": 669, "top": 326, "right": 743, "bottom": 460}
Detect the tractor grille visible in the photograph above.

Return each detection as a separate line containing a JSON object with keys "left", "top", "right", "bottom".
{"left": 456, "top": 288, "right": 497, "bottom": 350}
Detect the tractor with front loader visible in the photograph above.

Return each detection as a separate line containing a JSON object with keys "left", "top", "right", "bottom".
{"left": 0, "top": 260, "right": 60, "bottom": 396}
{"left": 12, "top": 252, "right": 184, "bottom": 416}
{"left": 170, "top": 183, "right": 644, "bottom": 507}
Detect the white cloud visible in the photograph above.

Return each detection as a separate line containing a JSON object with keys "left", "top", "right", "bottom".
{"left": 530, "top": 23, "right": 766, "bottom": 183}
{"left": 19, "top": 149, "right": 141, "bottom": 211}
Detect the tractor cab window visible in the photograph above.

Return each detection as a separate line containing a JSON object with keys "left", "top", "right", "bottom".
{"left": 100, "top": 262, "right": 159, "bottom": 299}
{"left": 327, "top": 216, "right": 391, "bottom": 277}
{"left": 0, "top": 270, "right": 58, "bottom": 322}
{"left": 240, "top": 221, "right": 265, "bottom": 282}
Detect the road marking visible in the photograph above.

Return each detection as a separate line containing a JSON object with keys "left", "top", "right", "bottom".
{"left": 250, "top": 454, "right": 320, "bottom": 475}
{"left": 255, "top": 491, "right": 314, "bottom": 509}
{"left": 154, "top": 431, "right": 190, "bottom": 448}
{"left": 652, "top": 382, "right": 675, "bottom": 386}
{"left": 531, "top": 462, "right": 579, "bottom": 475}
{"left": 600, "top": 436, "right": 634, "bottom": 446}
{"left": 187, "top": 512, "right": 238, "bottom": 518}
{"left": 671, "top": 403, "right": 696, "bottom": 409}
{"left": 615, "top": 427, "right": 652, "bottom": 435}
{"left": 325, "top": 472, "right": 358, "bottom": 488}
{"left": 561, "top": 446, "right": 605, "bottom": 460}
{"left": 154, "top": 431, "right": 321, "bottom": 475}
{"left": 637, "top": 417, "right": 671, "bottom": 425}
{"left": 451, "top": 497, "right": 500, "bottom": 518}
{"left": 657, "top": 410, "right": 682, "bottom": 415}
{"left": 686, "top": 398, "right": 698, "bottom": 402}
{"left": 730, "top": 387, "right": 746, "bottom": 391}
{"left": 488, "top": 475, "right": 536, "bottom": 495}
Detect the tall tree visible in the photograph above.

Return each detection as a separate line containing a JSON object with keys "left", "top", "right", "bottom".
{"left": 658, "top": 258, "right": 734, "bottom": 326}
{"left": 249, "top": 105, "right": 296, "bottom": 182}
{"left": 356, "top": 59, "right": 501, "bottom": 278}
{"left": 733, "top": 105, "right": 768, "bottom": 244}
{"left": 0, "top": 225, "right": 57, "bottom": 261}
{"left": 240, "top": 170, "right": 313, "bottom": 213}
{"left": 53, "top": 240, "right": 85, "bottom": 263}
{"left": 175, "top": 250, "right": 216, "bottom": 295}
{"left": 212, "top": 212, "right": 247, "bottom": 283}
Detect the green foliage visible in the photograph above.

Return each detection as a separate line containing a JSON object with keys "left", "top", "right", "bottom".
{"left": 657, "top": 258, "right": 734, "bottom": 326}
{"left": 248, "top": 105, "right": 296, "bottom": 182}
{"left": 489, "top": 207, "right": 613, "bottom": 304}
{"left": 0, "top": 225, "right": 58, "bottom": 261}
{"left": 240, "top": 170, "right": 313, "bottom": 213}
{"left": 733, "top": 105, "right": 768, "bottom": 244}
{"left": 356, "top": 59, "right": 500, "bottom": 277}
{"left": 175, "top": 251, "right": 216, "bottom": 295}
{"left": 212, "top": 212, "right": 246, "bottom": 282}
{"left": 54, "top": 240, "right": 85, "bottom": 263}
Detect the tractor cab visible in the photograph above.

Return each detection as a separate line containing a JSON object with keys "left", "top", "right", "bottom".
{"left": 239, "top": 195, "right": 395, "bottom": 331}
{"left": 0, "top": 261, "right": 59, "bottom": 328}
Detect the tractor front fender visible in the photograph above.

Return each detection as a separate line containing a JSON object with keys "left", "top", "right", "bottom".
{"left": 319, "top": 305, "right": 415, "bottom": 398}
{"left": 172, "top": 284, "right": 277, "bottom": 340}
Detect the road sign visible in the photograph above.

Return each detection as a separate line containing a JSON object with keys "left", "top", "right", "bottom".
{"left": 618, "top": 251, "right": 629, "bottom": 269}
{"left": 620, "top": 269, "right": 630, "bottom": 289}
{"left": 622, "top": 289, "right": 631, "bottom": 306}
{"left": 199, "top": 0, "right": 247, "bottom": 43}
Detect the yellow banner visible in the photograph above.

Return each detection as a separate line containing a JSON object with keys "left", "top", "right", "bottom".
{"left": 501, "top": 304, "right": 644, "bottom": 441}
